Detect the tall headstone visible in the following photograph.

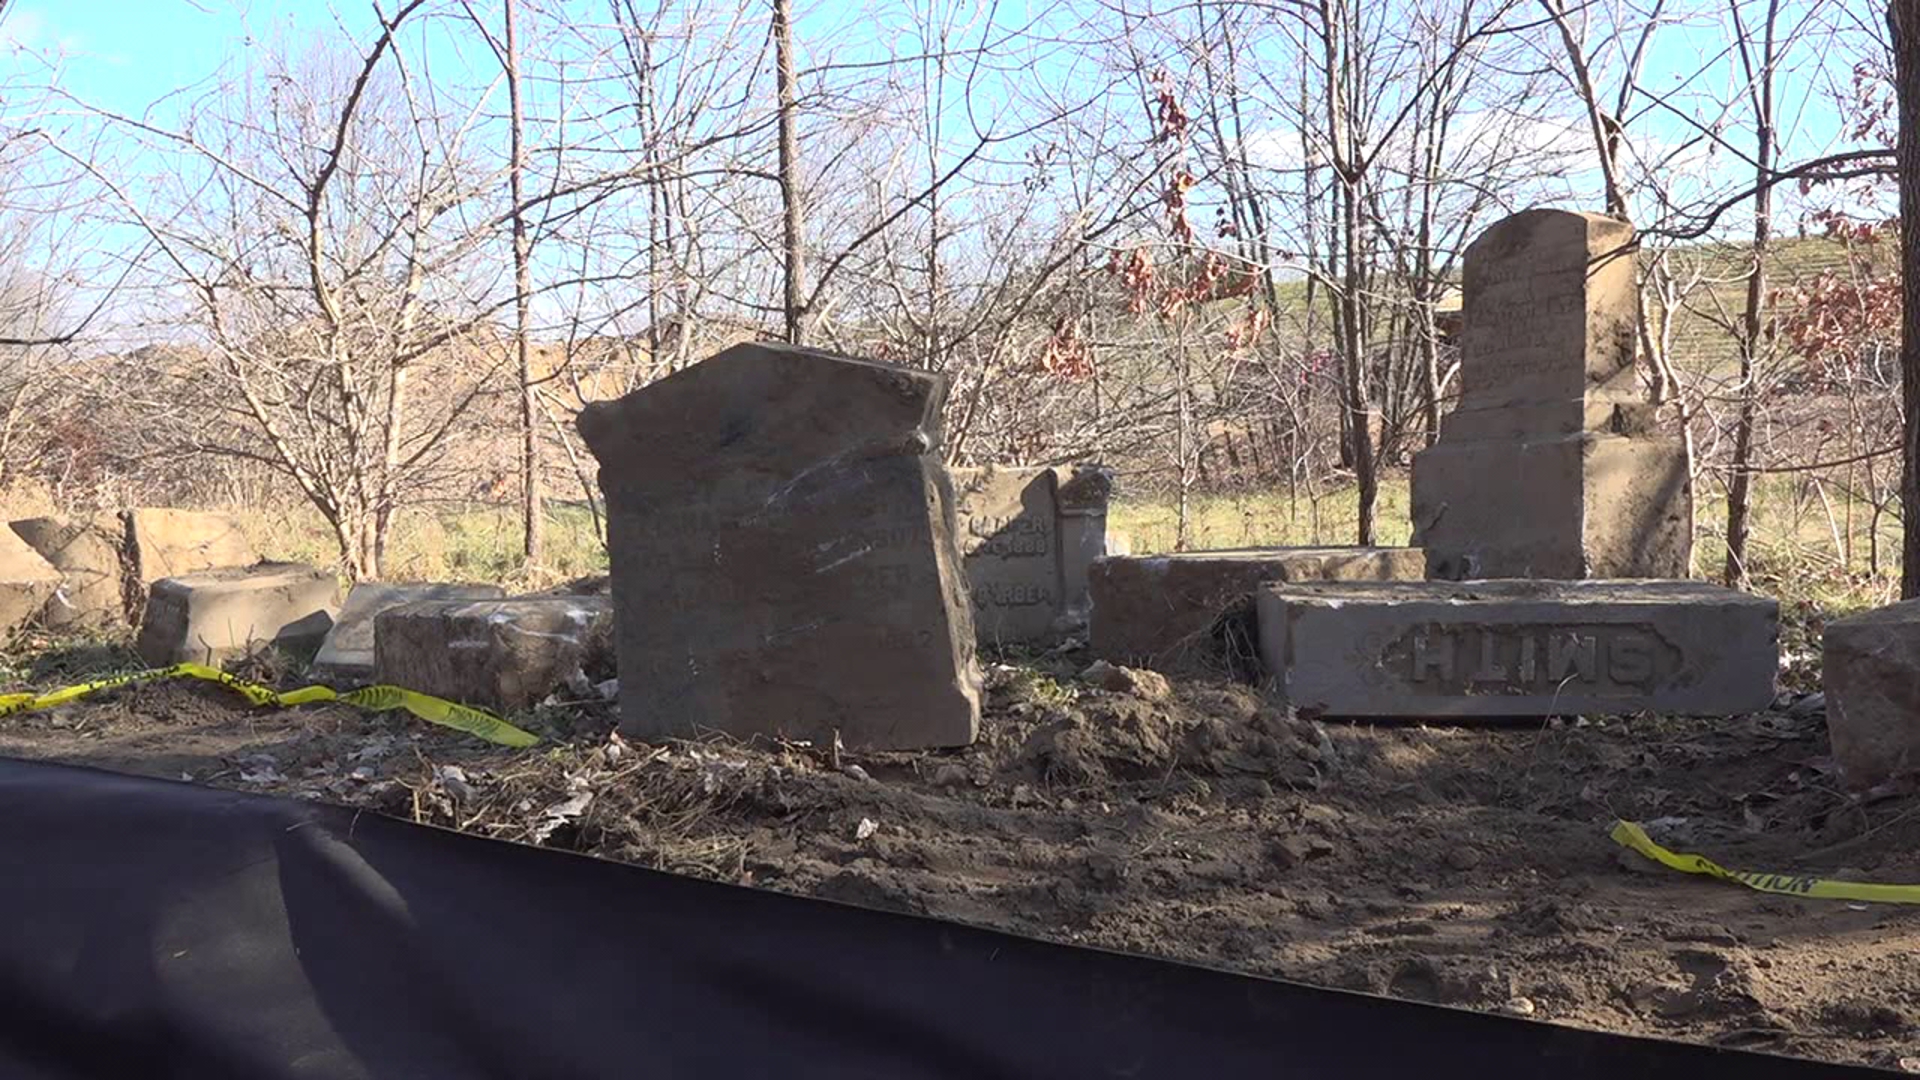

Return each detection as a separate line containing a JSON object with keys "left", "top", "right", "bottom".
{"left": 578, "top": 342, "right": 982, "bottom": 750}
{"left": 953, "top": 464, "right": 1111, "bottom": 646}
{"left": 1411, "top": 210, "right": 1691, "bottom": 579}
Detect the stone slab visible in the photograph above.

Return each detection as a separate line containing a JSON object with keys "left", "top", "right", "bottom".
{"left": 0, "top": 527, "right": 61, "bottom": 640}
{"left": 1410, "top": 209, "right": 1693, "bottom": 579}
{"left": 1089, "top": 547, "right": 1426, "bottom": 671}
{"left": 124, "top": 508, "right": 260, "bottom": 585}
{"left": 1823, "top": 601, "right": 1920, "bottom": 790}
{"left": 311, "top": 582, "right": 508, "bottom": 684}
{"left": 136, "top": 563, "right": 340, "bottom": 667}
{"left": 373, "top": 596, "right": 613, "bottom": 711}
{"left": 1256, "top": 580, "right": 1777, "bottom": 718}
{"left": 578, "top": 342, "right": 981, "bottom": 750}
{"left": 954, "top": 463, "right": 1112, "bottom": 646}
{"left": 10, "top": 515, "right": 128, "bottom": 629}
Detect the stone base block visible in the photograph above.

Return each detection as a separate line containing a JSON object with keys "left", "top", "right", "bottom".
{"left": 1089, "top": 547, "right": 1426, "bottom": 671}
{"left": 1257, "top": 580, "right": 1776, "bottom": 717}
{"left": 373, "top": 596, "right": 612, "bottom": 711}
{"left": 1824, "top": 601, "right": 1920, "bottom": 790}
{"left": 136, "top": 564, "right": 340, "bottom": 667}
{"left": 9, "top": 515, "right": 126, "bottom": 629}
{"left": 1411, "top": 433, "right": 1691, "bottom": 579}
{"left": 310, "top": 582, "right": 507, "bottom": 684}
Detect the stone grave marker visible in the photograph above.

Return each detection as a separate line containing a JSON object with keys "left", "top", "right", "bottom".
{"left": 0, "top": 528, "right": 61, "bottom": 640}
{"left": 578, "top": 342, "right": 982, "bottom": 750}
{"left": 1411, "top": 210, "right": 1691, "bottom": 579}
{"left": 9, "top": 515, "right": 124, "bottom": 629}
{"left": 1256, "top": 580, "right": 1776, "bottom": 717}
{"left": 137, "top": 563, "right": 340, "bottom": 667}
{"left": 953, "top": 463, "right": 1111, "bottom": 646}
{"left": 375, "top": 596, "right": 612, "bottom": 711}
{"left": 1089, "top": 547, "right": 1426, "bottom": 671}
{"left": 1823, "top": 601, "right": 1920, "bottom": 790}
{"left": 311, "top": 582, "right": 508, "bottom": 684}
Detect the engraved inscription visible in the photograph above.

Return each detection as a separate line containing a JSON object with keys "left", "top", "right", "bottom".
{"left": 1385, "top": 624, "right": 1680, "bottom": 695}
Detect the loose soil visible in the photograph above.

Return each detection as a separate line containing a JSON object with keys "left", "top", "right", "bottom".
{"left": 4, "top": 646, "right": 1920, "bottom": 1071}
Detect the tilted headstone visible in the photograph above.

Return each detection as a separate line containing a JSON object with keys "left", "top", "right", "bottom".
{"left": 1411, "top": 210, "right": 1691, "bottom": 579}
{"left": 1090, "top": 547, "right": 1426, "bottom": 672}
{"left": 953, "top": 464, "right": 1111, "bottom": 646}
{"left": 0, "top": 528, "right": 60, "bottom": 640}
{"left": 9, "top": 515, "right": 123, "bottom": 629}
{"left": 578, "top": 342, "right": 982, "bottom": 750}
{"left": 1256, "top": 580, "right": 1776, "bottom": 717}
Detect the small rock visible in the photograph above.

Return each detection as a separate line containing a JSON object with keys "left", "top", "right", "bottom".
{"left": 1500, "top": 996, "right": 1537, "bottom": 1018}
{"left": 1786, "top": 692, "right": 1825, "bottom": 719}
{"left": 1267, "top": 834, "right": 1335, "bottom": 870}
{"left": 930, "top": 763, "right": 970, "bottom": 789}
{"left": 842, "top": 764, "right": 874, "bottom": 783}
{"left": 1080, "top": 659, "right": 1172, "bottom": 702}
{"left": 1009, "top": 783, "right": 1036, "bottom": 808}
{"left": 1446, "top": 846, "right": 1483, "bottom": 872}
{"left": 855, "top": 817, "right": 879, "bottom": 842}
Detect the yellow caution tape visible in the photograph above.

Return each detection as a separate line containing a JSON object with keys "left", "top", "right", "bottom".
{"left": 1611, "top": 820, "right": 1920, "bottom": 905}
{"left": 0, "top": 662, "right": 538, "bottom": 748}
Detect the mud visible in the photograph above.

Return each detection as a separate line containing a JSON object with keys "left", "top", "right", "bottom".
{"left": 4, "top": 654, "right": 1920, "bottom": 1070}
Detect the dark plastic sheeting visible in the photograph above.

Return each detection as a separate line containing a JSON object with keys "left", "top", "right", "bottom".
{"left": 0, "top": 758, "right": 1881, "bottom": 1078}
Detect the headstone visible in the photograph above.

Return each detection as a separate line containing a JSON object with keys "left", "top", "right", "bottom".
{"left": 1823, "top": 601, "right": 1920, "bottom": 790}
{"left": 123, "top": 508, "right": 261, "bottom": 585}
{"left": 1411, "top": 210, "right": 1691, "bottom": 579}
{"left": 1256, "top": 580, "right": 1776, "bottom": 717}
{"left": 1089, "top": 547, "right": 1426, "bottom": 671}
{"left": 953, "top": 463, "right": 1112, "bottom": 646}
{"left": 310, "top": 582, "right": 508, "bottom": 684}
{"left": 0, "top": 528, "right": 61, "bottom": 640}
{"left": 9, "top": 515, "right": 125, "bottom": 629}
{"left": 578, "top": 342, "right": 982, "bottom": 750}
{"left": 373, "top": 596, "right": 612, "bottom": 711}
{"left": 136, "top": 563, "right": 340, "bottom": 667}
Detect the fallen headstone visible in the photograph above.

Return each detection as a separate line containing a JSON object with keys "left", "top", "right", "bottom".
{"left": 123, "top": 508, "right": 261, "bottom": 585}
{"left": 136, "top": 563, "right": 340, "bottom": 667}
{"left": 1256, "top": 580, "right": 1777, "bottom": 717}
{"left": 578, "top": 341, "right": 982, "bottom": 750}
{"left": 953, "top": 463, "right": 1112, "bottom": 646}
{"left": 9, "top": 514, "right": 126, "bottom": 629}
{"left": 310, "top": 582, "right": 508, "bottom": 684}
{"left": 373, "top": 596, "right": 613, "bottom": 711}
{"left": 1089, "top": 547, "right": 1426, "bottom": 671}
{"left": 1411, "top": 210, "right": 1691, "bottom": 579}
{"left": 1823, "top": 601, "right": 1920, "bottom": 790}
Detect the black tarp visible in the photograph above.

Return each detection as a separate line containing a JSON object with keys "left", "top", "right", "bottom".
{"left": 0, "top": 758, "right": 1883, "bottom": 1078}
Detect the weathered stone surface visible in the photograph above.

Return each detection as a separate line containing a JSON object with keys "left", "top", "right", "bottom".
{"left": 1823, "top": 601, "right": 1920, "bottom": 790}
{"left": 1411, "top": 210, "right": 1692, "bottom": 579}
{"left": 311, "top": 582, "right": 507, "bottom": 684}
{"left": 1256, "top": 580, "right": 1777, "bottom": 717}
{"left": 136, "top": 563, "right": 340, "bottom": 667}
{"left": 1089, "top": 547, "right": 1426, "bottom": 670}
{"left": 373, "top": 596, "right": 612, "bottom": 711}
{"left": 578, "top": 343, "right": 981, "bottom": 750}
{"left": 0, "top": 527, "right": 61, "bottom": 640}
{"left": 124, "top": 508, "right": 260, "bottom": 585}
{"left": 9, "top": 514, "right": 126, "bottom": 628}
{"left": 953, "top": 463, "right": 1112, "bottom": 645}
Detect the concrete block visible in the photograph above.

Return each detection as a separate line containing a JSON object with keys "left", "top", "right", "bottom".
{"left": 136, "top": 563, "right": 340, "bottom": 667}
{"left": 373, "top": 596, "right": 613, "bottom": 711}
{"left": 1089, "top": 547, "right": 1426, "bottom": 671}
{"left": 310, "top": 582, "right": 507, "bottom": 684}
{"left": 1824, "top": 601, "right": 1920, "bottom": 790}
{"left": 1257, "top": 580, "right": 1777, "bottom": 717}
{"left": 0, "top": 527, "right": 61, "bottom": 640}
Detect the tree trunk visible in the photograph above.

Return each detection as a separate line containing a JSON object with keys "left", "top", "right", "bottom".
{"left": 773, "top": 0, "right": 808, "bottom": 344}
{"left": 1895, "top": 0, "right": 1920, "bottom": 599}
{"left": 506, "top": 0, "right": 543, "bottom": 565}
{"left": 1723, "top": 0, "right": 1779, "bottom": 589}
